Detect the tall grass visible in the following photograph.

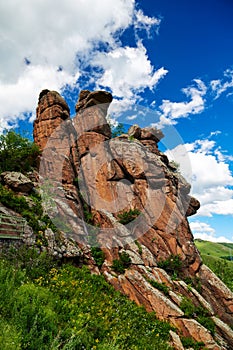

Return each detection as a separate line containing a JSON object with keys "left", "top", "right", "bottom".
{"left": 0, "top": 249, "right": 172, "bottom": 349}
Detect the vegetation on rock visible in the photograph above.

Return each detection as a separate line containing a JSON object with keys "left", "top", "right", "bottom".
{"left": 117, "top": 209, "right": 140, "bottom": 225}
{"left": 180, "top": 297, "right": 215, "bottom": 335}
{"left": 111, "top": 251, "right": 132, "bottom": 274}
{"left": 157, "top": 254, "right": 183, "bottom": 278}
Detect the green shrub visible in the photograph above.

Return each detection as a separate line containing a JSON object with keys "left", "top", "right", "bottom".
{"left": 111, "top": 123, "right": 125, "bottom": 138}
{"left": 118, "top": 209, "right": 140, "bottom": 225}
{"left": 197, "top": 315, "right": 215, "bottom": 336}
{"left": 0, "top": 184, "right": 58, "bottom": 239}
{"left": 181, "top": 336, "right": 205, "bottom": 349}
{"left": 157, "top": 254, "right": 183, "bottom": 276}
{"left": 111, "top": 251, "right": 131, "bottom": 274}
{"left": 180, "top": 297, "right": 215, "bottom": 335}
{"left": 91, "top": 247, "right": 105, "bottom": 268}
{"left": 0, "top": 130, "right": 40, "bottom": 173}
{"left": 149, "top": 280, "right": 170, "bottom": 296}
{"left": 183, "top": 276, "right": 202, "bottom": 293}
{"left": 135, "top": 240, "right": 142, "bottom": 255}
{"left": 180, "top": 297, "right": 196, "bottom": 317}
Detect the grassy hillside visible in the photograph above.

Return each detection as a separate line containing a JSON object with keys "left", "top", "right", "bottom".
{"left": 195, "top": 240, "right": 233, "bottom": 291}
{"left": 0, "top": 248, "right": 173, "bottom": 350}
{"left": 195, "top": 239, "right": 233, "bottom": 260}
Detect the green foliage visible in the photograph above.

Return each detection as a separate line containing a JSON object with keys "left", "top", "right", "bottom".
{"left": 149, "top": 280, "right": 170, "bottom": 296}
{"left": 111, "top": 123, "right": 125, "bottom": 138}
{"left": 195, "top": 239, "right": 233, "bottom": 259}
{"left": 0, "top": 184, "right": 57, "bottom": 240}
{"left": 135, "top": 240, "right": 142, "bottom": 255}
{"left": 128, "top": 135, "right": 135, "bottom": 142}
{"left": 91, "top": 247, "right": 105, "bottom": 268}
{"left": 157, "top": 254, "right": 183, "bottom": 277}
{"left": 181, "top": 336, "right": 205, "bottom": 350}
{"left": 112, "top": 251, "right": 132, "bottom": 274}
{"left": 0, "top": 252, "right": 173, "bottom": 349}
{"left": 0, "top": 246, "right": 58, "bottom": 280}
{"left": 180, "top": 297, "right": 215, "bottom": 335}
{"left": 0, "top": 130, "right": 40, "bottom": 173}
{"left": 200, "top": 254, "right": 233, "bottom": 291}
{"left": 0, "top": 317, "right": 22, "bottom": 350}
{"left": 195, "top": 240, "right": 233, "bottom": 291}
{"left": 220, "top": 255, "right": 233, "bottom": 261}
{"left": 180, "top": 297, "right": 196, "bottom": 318}
{"left": 197, "top": 315, "right": 216, "bottom": 336}
{"left": 118, "top": 208, "right": 140, "bottom": 225}
{"left": 184, "top": 276, "right": 202, "bottom": 293}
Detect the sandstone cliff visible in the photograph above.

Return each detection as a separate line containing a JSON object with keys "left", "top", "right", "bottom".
{"left": 1, "top": 89, "right": 233, "bottom": 349}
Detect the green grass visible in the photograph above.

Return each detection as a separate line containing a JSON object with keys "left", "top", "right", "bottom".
{"left": 195, "top": 240, "right": 233, "bottom": 291}
{"left": 0, "top": 249, "right": 173, "bottom": 350}
{"left": 200, "top": 254, "right": 233, "bottom": 291}
{"left": 195, "top": 239, "right": 233, "bottom": 260}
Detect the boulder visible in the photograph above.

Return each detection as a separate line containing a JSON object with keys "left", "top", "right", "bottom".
{"left": 1, "top": 171, "right": 33, "bottom": 193}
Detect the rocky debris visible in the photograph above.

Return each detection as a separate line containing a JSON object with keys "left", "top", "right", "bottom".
{"left": 0, "top": 171, "right": 34, "bottom": 193}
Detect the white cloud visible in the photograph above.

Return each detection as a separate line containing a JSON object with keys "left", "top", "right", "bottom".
{"left": 134, "top": 9, "right": 161, "bottom": 36}
{"left": 94, "top": 42, "right": 168, "bottom": 99}
{"left": 126, "top": 114, "right": 137, "bottom": 120}
{"left": 211, "top": 69, "right": 233, "bottom": 99}
{"left": 190, "top": 221, "right": 233, "bottom": 243}
{"left": 0, "top": 65, "right": 79, "bottom": 133}
{"left": 157, "top": 79, "right": 207, "bottom": 128}
{"left": 0, "top": 0, "right": 135, "bottom": 83}
{"left": 166, "top": 136, "right": 233, "bottom": 217}
{"left": 0, "top": 0, "right": 166, "bottom": 130}
{"left": 1, "top": 0, "right": 164, "bottom": 129}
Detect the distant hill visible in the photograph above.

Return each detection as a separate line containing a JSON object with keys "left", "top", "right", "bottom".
{"left": 195, "top": 239, "right": 233, "bottom": 261}
{"left": 195, "top": 239, "right": 233, "bottom": 291}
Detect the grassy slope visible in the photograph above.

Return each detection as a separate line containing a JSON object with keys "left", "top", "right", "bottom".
{"left": 0, "top": 248, "right": 172, "bottom": 350}
{"left": 195, "top": 239, "right": 233, "bottom": 259}
{"left": 195, "top": 240, "right": 233, "bottom": 291}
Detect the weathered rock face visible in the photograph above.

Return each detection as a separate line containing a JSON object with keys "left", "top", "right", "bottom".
{"left": 33, "top": 89, "right": 70, "bottom": 150}
{"left": 0, "top": 171, "right": 33, "bottom": 193}
{"left": 31, "top": 89, "right": 233, "bottom": 349}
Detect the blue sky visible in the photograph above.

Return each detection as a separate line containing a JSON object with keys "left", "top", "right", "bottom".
{"left": 0, "top": 0, "right": 233, "bottom": 242}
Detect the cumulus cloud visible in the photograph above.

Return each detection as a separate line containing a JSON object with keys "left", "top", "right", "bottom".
{"left": 157, "top": 79, "right": 207, "bottom": 128}
{"left": 166, "top": 135, "right": 233, "bottom": 217}
{"left": 94, "top": 42, "right": 167, "bottom": 105}
{"left": 0, "top": 0, "right": 164, "bottom": 129}
{"left": 190, "top": 221, "right": 232, "bottom": 243}
{"left": 0, "top": 65, "right": 79, "bottom": 133}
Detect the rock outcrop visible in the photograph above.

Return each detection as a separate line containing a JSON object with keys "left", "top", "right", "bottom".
{"left": 0, "top": 171, "right": 33, "bottom": 193}
{"left": 7, "top": 89, "right": 233, "bottom": 349}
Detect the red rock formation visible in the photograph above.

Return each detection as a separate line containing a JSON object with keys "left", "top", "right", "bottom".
{"left": 33, "top": 89, "right": 233, "bottom": 349}
{"left": 33, "top": 89, "right": 70, "bottom": 150}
